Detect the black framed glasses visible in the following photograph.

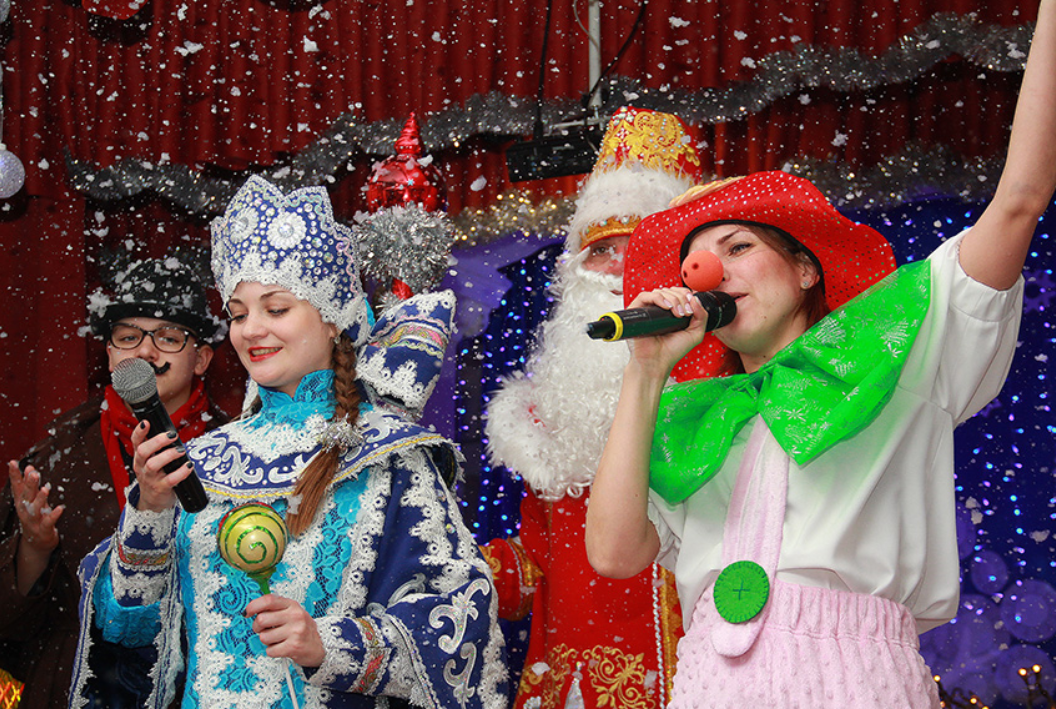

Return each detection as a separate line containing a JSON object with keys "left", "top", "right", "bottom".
{"left": 109, "top": 323, "right": 196, "bottom": 353}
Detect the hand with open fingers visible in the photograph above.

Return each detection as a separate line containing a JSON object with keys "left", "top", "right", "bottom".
{"left": 129, "top": 420, "right": 192, "bottom": 513}
{"left": 246, "top": 594, "right": 326, "bottom": 668}
{"left": 625, "top": 286, "right": 710, "bottom": 376}
{"left": 8, "top": 460, "right": 64, "bottom": 555}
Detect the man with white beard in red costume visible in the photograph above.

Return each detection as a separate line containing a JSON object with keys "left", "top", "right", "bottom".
{"left": 481, "top": 106, "right": 703, "bottom": 709}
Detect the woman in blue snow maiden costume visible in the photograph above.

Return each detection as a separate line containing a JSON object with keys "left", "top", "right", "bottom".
{"left": 69, "top": 176, "right": 509, "bottom": 709}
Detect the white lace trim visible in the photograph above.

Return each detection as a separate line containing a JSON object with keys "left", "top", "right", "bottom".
{"left": 193, "top": 412, "right": 328, "bottom": 464}
{"left": 189, "top": 409, "right": 432, "bottom": 496}
{"left": 214, "top": 248, "right": 371, "bottom": 347}
{"left": 357, "top": 357, "right": 431, "bottom": 414}
{"left": 188, "top": 501, "right": 332, "bottom": 707}
{"left": 122, "top": 503, "right": 177, "bottom": 544}
{"left": 390, "top": 449, "right": 509, "bottom": 708}
{"left": 111, "top": 504, "right": 177, "bottom": 604}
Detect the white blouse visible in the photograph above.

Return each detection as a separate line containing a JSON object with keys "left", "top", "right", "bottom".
{"left": 648, "top": 229, "right": 1024, "bottom": 634}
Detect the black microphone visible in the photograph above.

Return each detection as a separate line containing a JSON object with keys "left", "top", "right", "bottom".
{"left": 111, "top": 358, "right": 209, "bottom": 513}
{"left": 585, "top": 290, "right": 737, "bottom": 341}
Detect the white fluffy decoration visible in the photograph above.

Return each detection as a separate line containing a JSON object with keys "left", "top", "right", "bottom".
{"left": 485, "top": 254, "right": 631, "bottom": 501}
{"left": 565, "top": 166, "right": 696, "bottom": 252}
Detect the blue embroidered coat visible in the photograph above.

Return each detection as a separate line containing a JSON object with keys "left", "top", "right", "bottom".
{"left": 69, "top": 371, "right": 508, "bottom": 709}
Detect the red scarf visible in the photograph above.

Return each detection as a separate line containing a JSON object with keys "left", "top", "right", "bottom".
{"left": 99, "top": 378, "right": 211, "bottom": 508}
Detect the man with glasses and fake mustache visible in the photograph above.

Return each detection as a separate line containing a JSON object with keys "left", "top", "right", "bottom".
{"left": 1, "top": 257, "right": 229, "bottom": 709}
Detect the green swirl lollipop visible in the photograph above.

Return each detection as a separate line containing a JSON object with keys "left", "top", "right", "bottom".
{"left": 217, "top": 502, "right": 288, "bottom": 595}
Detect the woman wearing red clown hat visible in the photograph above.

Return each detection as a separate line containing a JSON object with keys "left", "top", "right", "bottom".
{"left": 586, "top": 1, "right": 1056, "bottom": 705}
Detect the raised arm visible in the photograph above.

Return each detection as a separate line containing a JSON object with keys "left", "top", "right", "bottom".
{"left": 960, "top": 0, "right": 1056, "bottom": 290}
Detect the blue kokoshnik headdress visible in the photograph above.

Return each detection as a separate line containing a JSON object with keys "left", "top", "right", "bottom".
{"left": 211, "top": 176, "right": 456, "bottom": 422}
{"left": 211, "top": 176, "right": 373, "bottom": 347}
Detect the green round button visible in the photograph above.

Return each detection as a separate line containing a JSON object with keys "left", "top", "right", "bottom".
{"left": 713, "top": 560, "right": 770, "bottom": 624}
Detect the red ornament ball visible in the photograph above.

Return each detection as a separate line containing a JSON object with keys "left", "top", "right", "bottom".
{"left": 366, "top": 112, "right": 446, "bottom": 213}
{"left": 680, "top": 250, "right": 724, "bottom": 292}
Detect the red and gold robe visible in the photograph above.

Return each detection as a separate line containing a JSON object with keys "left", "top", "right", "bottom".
{"left": 482, "top": 486, "right": 682, "bottom": 709}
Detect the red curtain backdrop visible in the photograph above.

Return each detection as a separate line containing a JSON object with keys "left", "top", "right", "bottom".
{"left": 0, "top": 0, "right": 1039, "bottom": 455}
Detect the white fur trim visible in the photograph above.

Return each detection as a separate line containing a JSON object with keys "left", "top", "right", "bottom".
{"left": 566, "top": 167, "right": 696, "bottom": 252}
{"left": 485, "top": 262, "right": 629, "bottom": 500}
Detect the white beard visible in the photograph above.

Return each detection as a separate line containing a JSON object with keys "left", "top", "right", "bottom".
{"left": 484, "top": 252, "right": 630, "bottom": 501}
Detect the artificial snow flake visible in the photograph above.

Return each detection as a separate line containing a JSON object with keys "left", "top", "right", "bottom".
{"left": 175, "top": 41, "right": 204, "bottom": 56}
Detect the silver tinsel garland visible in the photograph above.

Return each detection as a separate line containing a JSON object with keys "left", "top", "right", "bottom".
{"left": 620, "top": 13, "right": 1032, "bottom": 123}
{"left": 446, "top": 141, "right": 1004, "bottom": 248}
{"left": 450, "top": 190, "right": 578, "bottom": 246}
{"left": 65, "top": 12, "right": 1029, "bottom": 222}
{"left": 784, "top": 142, "right": 1005, "bottom": 211}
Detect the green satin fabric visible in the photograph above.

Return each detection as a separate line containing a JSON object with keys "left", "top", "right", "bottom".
{"left": 650, "top": 260, "right": 932, "bottom": 504}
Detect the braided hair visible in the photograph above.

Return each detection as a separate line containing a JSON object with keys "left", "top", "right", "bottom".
{"left": 286, "top": 333, "right": 361, "bottom": 536}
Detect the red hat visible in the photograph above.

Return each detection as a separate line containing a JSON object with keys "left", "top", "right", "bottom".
{"left": 624, "top": 171, "right": 897, "bottom": 382}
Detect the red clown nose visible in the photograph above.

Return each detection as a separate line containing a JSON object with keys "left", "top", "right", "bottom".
{"left": 680, "top": 250, "right": 724, "bottom": 292}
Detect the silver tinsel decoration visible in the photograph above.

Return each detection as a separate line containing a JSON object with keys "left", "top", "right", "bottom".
{"left": 64, "top": 12, "right": 1030, "bottom": 217}
{"left": 621, "top": 13, "right": 1032, "bottom": 123}
{"left": 451, "top": 191, "right": 576, "bottom": 247}
{"left": 784, "top": 142, "right": 1005, "bottom": 211}
{"left": 354, "top": 204, "right": 455, "bottom": 296}
{"left": 308, "top": 414, "right": 361, "bottom": 453}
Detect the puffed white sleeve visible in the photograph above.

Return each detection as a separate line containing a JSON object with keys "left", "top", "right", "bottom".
{"left": 916, "top": 229, "right": 1024, "bottom": 424}
{"left": 647, "top": 493, "right": 684, "bottom": 573}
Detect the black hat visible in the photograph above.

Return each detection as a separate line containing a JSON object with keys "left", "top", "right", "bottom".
{"left": 88, "top": 258, "right": 225, "bottom": 343}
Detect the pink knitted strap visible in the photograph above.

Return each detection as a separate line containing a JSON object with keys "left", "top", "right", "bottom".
{"left": 711, "top": 419, "right": 789, "bottom": 658}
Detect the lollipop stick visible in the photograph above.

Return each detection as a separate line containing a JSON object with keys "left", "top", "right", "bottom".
{"left": 284, "top": 662, "right": 301, "bottom": 709}
{"left": 251, "top": 572, "right": 271, "bottom": 596}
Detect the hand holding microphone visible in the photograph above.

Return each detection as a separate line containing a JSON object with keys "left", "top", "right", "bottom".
{"left": 112, "top": 358, "right": 209, "bottom": 513}
{"left": 586, "top": 250, "right": 735, "bottom": 341}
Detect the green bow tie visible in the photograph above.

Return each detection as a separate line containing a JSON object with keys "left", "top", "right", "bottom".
{"left": 650, "top": 260, "right": 931, "bottom": 504}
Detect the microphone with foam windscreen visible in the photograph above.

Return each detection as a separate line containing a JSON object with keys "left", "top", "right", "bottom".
{"left": 111, "top": 358, "right": 209, "bottom": 513}
{"left": 585, "top": 249, "right": 736, "bottom": 341}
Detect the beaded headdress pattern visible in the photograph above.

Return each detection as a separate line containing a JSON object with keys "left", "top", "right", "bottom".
{"left": 210, "top": 176, "right": 372, "bottom": 347}
{"left": 567, "top": 106, "right": 703, "bottom": 252}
